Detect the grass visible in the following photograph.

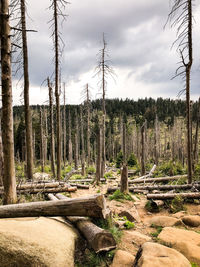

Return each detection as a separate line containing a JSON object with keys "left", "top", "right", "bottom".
{"left": 190, "top": 263, "right": 199, "bottom": 267}
{"left": 150, "top": 225, "right": 163, "bottom": 239}
{"left": 124, "top": 220, "right": 135, "bottom": 229}
{"left": 109, "top": 189, "right": 134, "bottom": 202}
{"left": 104, "top": 171, "right": 114, "bottom": 179}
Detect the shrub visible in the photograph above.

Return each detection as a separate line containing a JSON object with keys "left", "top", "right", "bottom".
{"left": 153, "top": 160, "right": 185, "bottom": 177}
{"left": 116, "top": 151, "right": 123, "bottom": 168}
{"left": 169, "top": 196, "right": 186, "bottom": 213}
{"left": 127, "top": 153, "right": 137, "bottom": 167}
{"left": 124, "top": 220, "right": 135, "bottom": 229}
{"left": 104, "top": 172, "right": 113, "bottom": 178}
{"left": 86, "top": 166, "right": 96, "bottom": 174}
{"left": 109, "top": 189, "right": 133, "bottom": 202}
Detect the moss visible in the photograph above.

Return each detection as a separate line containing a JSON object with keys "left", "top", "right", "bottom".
{"left": 109, "top": 189, "right": 134, "bottom": 202}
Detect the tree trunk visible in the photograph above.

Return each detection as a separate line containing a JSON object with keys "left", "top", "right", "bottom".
{"left": 96, "top": 128, "right": 102, "bottom": 184}
{"left": 0, "top": 194, "right": 108, "bottom": 219}
{"left": 147, "top": 192, "right": 200, "bottom": 200}
{"left": 48, "top": 78, "right": 56, "bottom": 177}
{"left": 40, "top": 108, "right": 44, "bottom": 172}
{"left": 53, "top": 0, "right": 61, "bottom": 180}
{"left": 193, "top": 98, "right": 200, "bottom": 166}
{"left": 20, "top": 0, "right": 34, "bottom": 180}
{"left": 0, "top": 0, "right": 17, "bottom": 204}
{"left": 120, "top": 164, "right": 128, "bottom": 193}
{"left": 141, "top": 123, "right": 145, "bottom": 175}
{"left": 63, "top": 83, "right": 66, "bottom": 167}
{"left": 80, "top": 106, "right": 85, "bottom": 176}
{"left": 0, "top": 123, "right": 3, "bottom": 186}
{"left": 9, "top": 186, "right": 77, "bottom": 195}
{"left": 129, "top": 174, "right": 187, "bottom": 184}
{"left": 50, "top": 194, "right": 116, "bottom": 253}
{"left": 68, "top": 108, "right": 73, "bottom": 165}
{"left": 74, "top": 109, "right": 79, "bottom": 170}
{"left": 86, "top": 84, "right": 91, "bottom": 166}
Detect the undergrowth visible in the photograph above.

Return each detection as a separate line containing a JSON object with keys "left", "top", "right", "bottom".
{"left": 109, "top": 189, "right": 134, "bottom": 202}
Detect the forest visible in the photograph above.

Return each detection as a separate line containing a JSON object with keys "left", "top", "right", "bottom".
{"left": 0, "top": 0, "right": 200, "bottom": 266}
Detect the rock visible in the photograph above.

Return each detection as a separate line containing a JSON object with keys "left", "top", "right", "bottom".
{"left": 134, "top": 242, "right": 191, "bottom": 267}
{"left": 158, "top": 227, "right": 200, "bottom": 265}
{"left": 182, "top": 215, "right": 200, "bottom": 227}
{"left": 110, "top": 250, "right": 135, "bottom": 267}
{"left": 118, "top": 207, "right": 141, "bottom": 223}
{"left": 0, "top": 217, "right": 77, "bottom": 266}
{"left": 130, "top": 231, "right": 151, "bottom": 246}
{"left": 172, "top": 211, "right": 187, "bottom": 219}
{"left": 147, "top": 216, "right": 182, "bottom": 227}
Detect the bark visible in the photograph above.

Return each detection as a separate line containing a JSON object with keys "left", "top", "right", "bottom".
{"left": 120, "top": 164, "right": 128, "bottom": 193}
{"left": 69, "top": 184, "right": 89, "bottom": 189}
{"left": 11, "top": 186, "right": 77, "bottom": 195}
{"left": 69, "top": 178, "right": 106, "bottom": 183}
{"left": 193, "top": 98, "right": 200, "bottom": 165}
{"left": 52, "top": 194, "right": 116, "bottom": 253}
{"left": 141, "top": 123, "right": 145, "bottom": 175}
{"left": 20, "top": 0, "right": 34, "bottom": 180}
{"left": 53, "top": 0, "right": 61, "bottom": 180}
{"left": 86, "top": 84, "right": 91, "bottom": 166}
{"left": 63, "top": 83, "right": 66, "bottom": 167}
{"left": 122, "top": 122, "right": 126, "bottom": 163}
{"left": 129, "top": 184, "right": 200, "bottom": 191}
{"left": 0, "top": 194, "right": 108, "bottom": 218}
{"left": 48, "top": 78, "right": 56, "bottom": 177}
{"left": 0, "top": 0, "right": 17, "bottom": 204}
{"left": 14, "top": 182, "right": 65, "bottom": 190}
{"left": 147, "top": 192, "right": 200, "bottom": 200}
{"left": 0, "top": 124, "right": 3, "bottom": 186}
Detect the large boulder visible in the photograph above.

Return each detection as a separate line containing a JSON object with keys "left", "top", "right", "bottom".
{"left": 134, "top": 242, "right": 190, "bottom": 267}
{"left": 146, "top": 216, "right": 182, "bottom": 227}
{"left": 110, "top": 250, "right": 135, "bottom": 267}
{"left": 158, "top": 227, "right": 200, "bottom": 265}
{"left": 0, "top": 217, "right": 77, "bottom": 267}
{"left": 182, "top": 215, "right": 200, "bottom": 227}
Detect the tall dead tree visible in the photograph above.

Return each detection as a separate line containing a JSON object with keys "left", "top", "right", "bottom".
{"left": 20, "top": 0, "right": 34, "bottom": 180}
{"left": 40, "top": 108, "right": 44, "bottom": 173}
{"left": 48, "top": 77, "right": 56, "bottom": 177}
{"left": 193, "top": 98, "right": 200, "bottom": 167}
{"left": 74, "top": 109, "right": 79, "bottom": 170}
{"left": 141, "top": 122, "right": 145, "bottom": 176}
{"left": 80, "top": 105, "right": 85, "bottom": 176}
{"left": 120, "top": 120, "right": 128, "bottom": 194}
{"left": 96, "top": 127, "right": 102, "bottom": 184}
{"left": 63, "top": 83, "right": 66, "bottom": 167}
{"left": 167, "top": 0, "right": 193, "bottom": 183}
{"left": 0, "top": 0, "right": 17, "bottom": 204}
{"left": 49, "top": 0, "right": 67, "bottom": 179}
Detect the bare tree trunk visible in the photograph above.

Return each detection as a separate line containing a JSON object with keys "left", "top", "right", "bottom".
{"left": 48, "top": 78, "right": 56, "bottom": 177}
{"left": 20, "top": 0, "right": 34, "bottom": 180}
{"left": 80, "top": 106, "right": 85, "bottom": 176}
{"left": 122, "top": 122, "right": 126, "bottom": 163}
{"left": 74, "top": 109, "right": 79, "bottom": 170}
{"left": 141, "top": 123, "right": 145, "bottom": 176}
{"left": 53, "top": 0, "right": 61, "bottom": 180}
{"left": 120, "top": 164, "right": 128, "bottom": 193}
{"left": 63, "top": 83, "right": 66, "bottom": 167}
{"left": 40, "top": 108, "right": 44, "bottom": 172}
{"left": 86, "top": 84, "right": 90, "bottom": 166}
{"left": 154, "top": 115, "right": 159, "bottom": 165}
{"left": 0, "top": 123, "right": 3, "bottom": 186}
{"left": 68, "top": 109, "right": 72, "bottom": 165}
{"left": 0, "top": 0, "right": 17, "bottom": 204}
{"left": 96, "top": 128, "right": 102, "bottom": 184}
{"left": 193, "top": 98, "right": 200, "bottom": 167}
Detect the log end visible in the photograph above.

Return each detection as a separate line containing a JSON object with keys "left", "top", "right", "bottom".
{"left": 92, "top": 231, "right": 116, "bottom": 253}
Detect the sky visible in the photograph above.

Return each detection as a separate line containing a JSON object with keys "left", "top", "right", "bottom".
{"left": 11, "top": 0, "right": 200, "bottom": 105}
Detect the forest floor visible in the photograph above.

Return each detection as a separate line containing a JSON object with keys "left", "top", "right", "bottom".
{"left": 68, "top": 170, "right": 200, "bottom": 266}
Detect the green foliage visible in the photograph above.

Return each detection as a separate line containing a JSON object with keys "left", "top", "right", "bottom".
{"left": 194, "top": 162, "right": 200, "bottom": 180}
{"left": 104, "top": 172, "right": 113, "bottom": 178}
{"left": 190, "top": 263, "right": 199, "bottom": 267}
{"left": 124, "top": 220, "right": 135, "bottom": 229}
{"left": 150, "top": 225, "right": 163, "bottom": 239}
{"left": 116, "top": 151, "right": 123, "bottom": 168}
{"left": 43, "top": 165, "right": 51, "bottom": 173}
{"left": 109, "top": 189, "right": 133, "bottom": 202}
{"left": 169, "top": 196, "right": 187, "bottom": 213}
{"left": 153, "top": 160, "right": 185, "bottom": 177}
{"left": 65, "top": 165, "right": 72, "bottom": 173}
{"left": 86, "top": 166, "right": 96, "bottom": 174}
{"left": 145, "top": 200, "right": 160, "bottom": 213}
{"left": 127, "top": 153, "right": 137, "bottom": 167}
{"left": 70, "top": 174, "right": 84, "bottom": 180}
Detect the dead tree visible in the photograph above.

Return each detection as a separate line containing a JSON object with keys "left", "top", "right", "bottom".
{"left": 96, "top": 127, "right": 102, "bottom": 184}
{"left": 48, "top": 78, "right": 56, "bottom": 177}
{"left": 193, "top": 98, "right": 200, "bottom": 167}
{"left": 141, "top": 122, "right": 145, "bottom": 176}
{"left": 20, "top": 0, "right": 34, "bottom": 180}
{"left": 74, "top": 109, "right": 79, "bottom": 170}
{"left": 0, "top": 0, "right": 17, "bottom": 204}
{"left": 167, "top": 0, "right": 193, "bottom": 183}
{"left": 63, "top": 83, "right": 66, "bottom": 167}
{"left": 80, "top": 105, "right": 85, "bottom": 176}
{"left": 68, "top": 108, "right": 72, "bottom": 165}
{"left": 0, "top": 122, "right": 3, "bottom": 186}
{"left": 40, "top": 108, "right": 44, "bottom": 172}
{"left": 120, "top": 119, "right": 128, "bottom": 193}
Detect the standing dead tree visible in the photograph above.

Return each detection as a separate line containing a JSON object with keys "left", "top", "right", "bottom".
{"left": 167, "top": 0, "right": 193, "bottom": 183}
{"left": 63, "top": 83, "right": 67, "bottom": 167}
{"left": 95, "top": 33, "right": 115, "bottom": 177}
{"left": 0, "top": 121, "right": 3, "bottom": 186}
{"left": 48, "top": 77, "right": 56, "bottom": 177}
{"left": 49, "top": 0, "right": 68, "bottom": 180}
{"left": 68, "top": 108, "right": 73, "bottom": 165}
{"left": 80, "top": 105, "right": 85, "bottom": 176}
{"left": 193, "top": 97, "right": 200, "bottom": 167}
{"left": 0, "top": 0, "right": 17, "bottom": 204}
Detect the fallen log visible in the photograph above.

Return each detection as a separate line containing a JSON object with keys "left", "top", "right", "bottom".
{"left": 68, "top": 178, "right": 106, "bottom": 183}
{"left": 133, "top": 164, "right": 156, "bottom": 182}
{"left": 128, "top": 184, "right": 200, "bottom": 191}
{"left": 69, "top": 183, "right": 89, "bottom": 189}
{"left": 0, "top": 194, "right": 108, "bottom": 218}
{"left": 6, "top": 186, "right": 77, "bottom": 195}
{"left": 48, "top": 194, "right": 116, "bottom": 253}
{"left": 147, "top": 192, "right": 200, "bottom": 200}
{"left": 107, "top": 187, "right": 149, "bottom": 194}
{"left": 65, "top": 169, "right": 81, "bottom": 180}
{"left": 129, "top": 175, "right": 187, "bottom": 184}
{"left": 16, "top": 182, "right": 65, "bottom": 190}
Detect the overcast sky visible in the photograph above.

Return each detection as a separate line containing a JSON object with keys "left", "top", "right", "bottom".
{"left": 11, "top": 0, "right": 200, "bottom": 105}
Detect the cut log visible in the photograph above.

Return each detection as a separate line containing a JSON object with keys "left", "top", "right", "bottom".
{"left": 107, "top": 187, "right": 149, "bottom": 194}
{"left": 48, "top": 194, "right": 116, "bottom": 253}
{"left": 0, "top": 194, "right": 108, "bottom": 218}
{"left": 69, "top": 178, "right": 106, "bottom": 183}
{"left": 147, "top": 192, "right": 200, "bottom": 200}
{"left": 128, "top": 184, "right": 200, "bottom": 191}
{"left": 16, "top": 182, "right": 65, "bottom": 190}
{"left": 129, "top": 175, "right": 187, "bottom": 184}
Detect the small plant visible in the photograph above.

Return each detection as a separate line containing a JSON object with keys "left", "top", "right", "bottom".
{"left": 96, "top": 189, "right": 101, "bottom": 193}
{"left": 124, "top": 220, "right": 135, "bottom": 229}
{"left": 109, "top": 189, "right": 133, "bottom": 202}
{"left": 86, "top": 166, "right": 96, "bottom": 174}
{"left": 150, "top": 225, "right": 163, "bottom": 239}
{"left": 191, "top": 262, "right": 199, "bottom": 267}
{"left": 104, "top": 171, "right": 113, "bottom": 179}
{"left": 145, "top": 200, "right": 159, "bottom": 213}
{"left": 65, "top": 165, "right": 72, "bottom": 173}
{"left": 169, "top": 196, "right": 186, "bottom": 213}
{"left": 70, "top": 174, "right": 84, "bottom": 180}
{"left": 116, "top": 151, "right": 123, "bottom": 168}
{"left": 127, "top": 153, "right": 137, "bottom": 167}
